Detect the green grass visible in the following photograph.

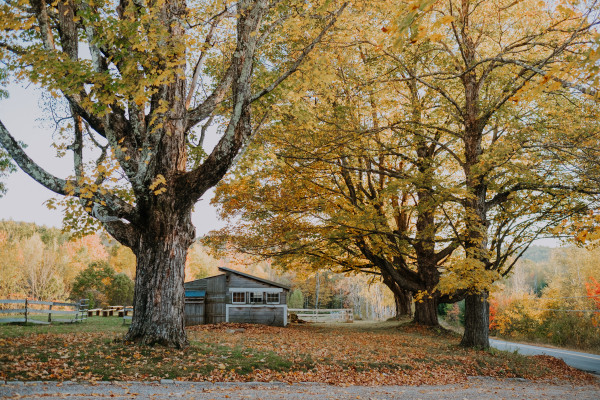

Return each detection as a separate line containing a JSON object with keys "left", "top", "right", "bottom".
{"left": 0, "top": 315, "right": 127, "bottom": 338}
{"left": 191, "top": 341, "right": 297, "bottom": 375}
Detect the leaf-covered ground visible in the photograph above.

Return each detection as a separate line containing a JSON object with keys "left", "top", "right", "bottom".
{"left": 0, "top": 319, "right": 596, "bottom": 386}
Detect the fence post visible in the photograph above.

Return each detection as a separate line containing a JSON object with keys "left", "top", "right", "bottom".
{"left": 48, "top": 303, "right": 53, "bottom": 323}
{"left": 24, "top": 298, "right": 28, "bottom": 324}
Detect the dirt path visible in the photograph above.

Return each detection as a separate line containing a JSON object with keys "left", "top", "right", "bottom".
{"left": 1, "top": 377, "right": 599, "bottom": 400}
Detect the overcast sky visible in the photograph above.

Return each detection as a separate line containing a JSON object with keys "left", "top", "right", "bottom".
{"left": 0, "top": 83, "right": 226, "bottom": 237}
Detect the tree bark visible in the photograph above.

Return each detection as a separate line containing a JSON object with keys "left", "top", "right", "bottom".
{"left": 413, "top": 295, "right": 439, "bottom": 326}
{"left": 124, "top": 212, "right": 195, "bottom": 348}
{"left": 460, "top": 291, "right": 490, "bottom": 349}
{"left": 394, "top": 289, "right": 413, "bottom": 318}
{"left": 381, "top": 272, "right": 413, "bottom": 318}
{"left": 458, "top": 2, "right": 491, "bottom": 347}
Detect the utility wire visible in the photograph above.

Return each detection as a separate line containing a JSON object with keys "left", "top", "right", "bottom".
{"left": 533, "top": 309, "right": 600, "bottom": 313}
{"left": 535, "top": 295, "right": 600, "bottom": 300}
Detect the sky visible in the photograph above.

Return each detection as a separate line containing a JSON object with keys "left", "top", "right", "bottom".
{"left": 0, "top": 83, "right": 226, "bottom": 237}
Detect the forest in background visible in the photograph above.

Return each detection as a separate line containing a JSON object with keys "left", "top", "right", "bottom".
{"left": 489, "top": 245, "right": 600, "bottom": 350}
{"left": 2, "top": 219, "right": 599, "bottom": 349}
{"left": 0, "top": 220, "right": 395, "bottom": 319}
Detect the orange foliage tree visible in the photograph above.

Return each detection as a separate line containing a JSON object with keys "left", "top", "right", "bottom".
{"left": 585, "top": 277, "right": 600, "bottom": 326}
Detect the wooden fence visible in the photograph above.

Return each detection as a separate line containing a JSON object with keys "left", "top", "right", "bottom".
{"left": 0, "top": 299, "right": 88, "bottom": 325}
{"left": 288, "top": 308, "right": 353, "bottom": 323}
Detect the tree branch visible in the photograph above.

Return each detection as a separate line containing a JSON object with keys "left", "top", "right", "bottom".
{"left": 250, "top": 3, "right": 348, "bottom": 102}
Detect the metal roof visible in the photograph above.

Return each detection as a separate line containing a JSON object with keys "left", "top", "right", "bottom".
{"left": 218, "top": 266, "right": 291, "bottom": 290}
{"left": 184, "top": 290, "right": 206, "bottom": 297}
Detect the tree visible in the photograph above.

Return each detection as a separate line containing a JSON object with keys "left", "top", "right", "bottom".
{"left": 389, "top": 0, "right": 600, "bottom": 348}
{"left": 0, "top": 69, "right": 15, "bottom": 198}
{"left": 210, "top": 0, "right": 600, "bottom": 347}
{"left": 108, "top": 244, "right": 136, "bottom": 279}
{"left": 20, "top": 233, "right": 68, "bottom": 300}
{"left": 0, "top": 230, "right": 25, "bottom": 298}
{"left": 71, "top": 261, "right": 115, "bottom": 308}
{"left": 287, "top": 289, "right": 304, "bottom": 308}
{"left": 0, "top": 222, "right": 73, "bottom": 299}
{"left": 206, "top": 7, "right": 472, "bottom": 326}
{"left": 585, "top": 277, "right": 600, "bottom": 327}
{"left": 106, "top": 273, "right": 135, "bottom": 306}
{"left": 185, "top": 243, "right": 220, "bottom": 280}
{"left": 0, "top": 0, "right": 347, "bottom": 347}
{"left": 490, "top": 246, "right": 600, "bottom": 349}
{"left": 0, "top": 148, "right": 16, "bottom": 198}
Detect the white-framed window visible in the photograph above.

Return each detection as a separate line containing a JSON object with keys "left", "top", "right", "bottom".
{"left": 249, "top": 292, "right": 263, "bottom": 304}
{"left": 232, "top": 292, "right": 246, "bottom": 304}
{"left": 266, "top": 292, "right": 280, "bottom": 304}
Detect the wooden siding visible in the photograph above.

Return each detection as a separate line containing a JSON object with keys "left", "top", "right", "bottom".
{"left": 184, "top": 301, "right": 204, "bottom": 326}
{"left": 205, "top": 275, "right": 227, "bottom": 323}
{"left": 228, "top": 306, "right": 285, "bottom": 326}
{"left": 184, "top": 279, "right": 208, "bottom": 291}
{"left": 227, "top": 273, "right": 273, "bottom": 289}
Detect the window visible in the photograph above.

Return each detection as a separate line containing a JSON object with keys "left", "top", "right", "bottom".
{"left": 266, "top": 293, "right": 280, "bottom": 304}
{"left": 232, "top": 292, "right": 246, "bottom": 304}
{"left": 249, "top": 292, "right": 263, "bottom": 304}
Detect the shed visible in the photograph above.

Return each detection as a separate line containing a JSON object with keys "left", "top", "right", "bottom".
{"left": 184, "top": 267, "right": 290, "bottom": 327}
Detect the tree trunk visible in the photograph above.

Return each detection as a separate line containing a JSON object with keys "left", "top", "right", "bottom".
{"left": 460, "top": 291, "right": 490, "bottom": 349}
{"left": 413, "top": 295, "right": 438, "bottom": 326}
{"left": 394, "top": 289, "right": 413, "bottom": 318}
{"left": 125, "top": 214, "right": 195, "bottom": 348}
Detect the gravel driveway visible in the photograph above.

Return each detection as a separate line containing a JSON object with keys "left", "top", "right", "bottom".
{"left": 1, "top": 377, "right": 599, "bottom": 399}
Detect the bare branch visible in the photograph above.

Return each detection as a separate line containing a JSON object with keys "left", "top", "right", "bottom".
{"left": 185, "top": 9, "right": 234, "bottom": 109}
{"left": 250, "top": 3, "right": 348, "bottom": 102}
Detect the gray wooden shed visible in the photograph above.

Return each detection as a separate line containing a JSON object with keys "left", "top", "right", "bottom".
{"left": 184, "top": 267, "right": 290, "bottom": 327}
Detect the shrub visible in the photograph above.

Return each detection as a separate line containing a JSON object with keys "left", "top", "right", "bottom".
{"left": 70, "top": 261, "right": 115, "bottom": 308}
{"left": 287, "top": 289, "right": 304, "bottom": 309}
{"left": 106, "top": 273, "right": 134, "bottom": 306}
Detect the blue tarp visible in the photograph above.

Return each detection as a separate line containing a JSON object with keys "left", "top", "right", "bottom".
{"left": 185, "top": 290, "right": 206, "bottom": 298}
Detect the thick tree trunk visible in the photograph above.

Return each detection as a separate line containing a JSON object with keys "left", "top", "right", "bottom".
{"left": 413, "top": 295, "right": 438, "bottom": 326}
{"left": 125, "top": 214, "right": 195, "bottom": 348}
{"left": 460, "top": 291, "right": 490, "bottom": 349}
{"left": 394, "top": 289, "right": 413, "bottom": 318}
{"left": 381, "top": 273, "right": 413, "bottom": 319}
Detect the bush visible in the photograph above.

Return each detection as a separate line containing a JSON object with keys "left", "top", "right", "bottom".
{"left": 106, "top": 273, "right": 134, "bottom": 306}
{"left": 437, "top": 303, "right": 450, "bottom": 316}
{"left": 287, "top": 289, "right": 304, "bottom": 309}
{"left": 489, "top": 294, "right": 541, "bottom": 340}
{"left": 72, "top": 263, "right": 134, "bottom": 308}
{"left": 443, "top": 302, "right": 463, "bottom": 326}
{"left": 536, "top": 311, "right": 600, "bottom": 349}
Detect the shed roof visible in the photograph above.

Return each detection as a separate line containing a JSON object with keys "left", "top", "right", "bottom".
{"left": 184, "top": 290, "right": 206, "bottom": 297}
{"left": 218, "top": 266, "right": 291, "bottom": 290}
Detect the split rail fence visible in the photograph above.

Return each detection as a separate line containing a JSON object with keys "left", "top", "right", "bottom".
{"left": 0, "top": 299, "right": 88, "bottom": 325}
{"left": 288, "top": 308, "right": 353, "bottom": 323}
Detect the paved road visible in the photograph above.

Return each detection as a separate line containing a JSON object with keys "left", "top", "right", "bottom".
{"left": 0, "top": 379, "right": 599, "bottom": 400}
{"left": 490, "top": 339, "right": 600, "bottom": 375}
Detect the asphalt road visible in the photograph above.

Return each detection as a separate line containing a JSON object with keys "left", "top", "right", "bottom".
{"left": 0, "top": 379, "right": 599, "bottom": 400}
{"left": 490, "top": 338, "right": 600, "bottom": 375}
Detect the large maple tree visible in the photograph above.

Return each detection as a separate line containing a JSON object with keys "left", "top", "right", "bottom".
{"left": 0, "top": 0, "right": 346, "bottom": 347}
{"left": 208, "top": 0, "right": 600, "bottom": 348}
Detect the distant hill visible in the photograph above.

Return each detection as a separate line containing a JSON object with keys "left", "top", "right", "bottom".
{"left": 520, "top": 245, "right": 552, "bottom": 263}
{"left": 0, "top": 219, "right": 69, "bottom": 245}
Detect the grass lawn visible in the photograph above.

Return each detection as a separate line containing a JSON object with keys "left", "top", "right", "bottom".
{"left": 0, "top": 318, "right": 595, "bottom": 385}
